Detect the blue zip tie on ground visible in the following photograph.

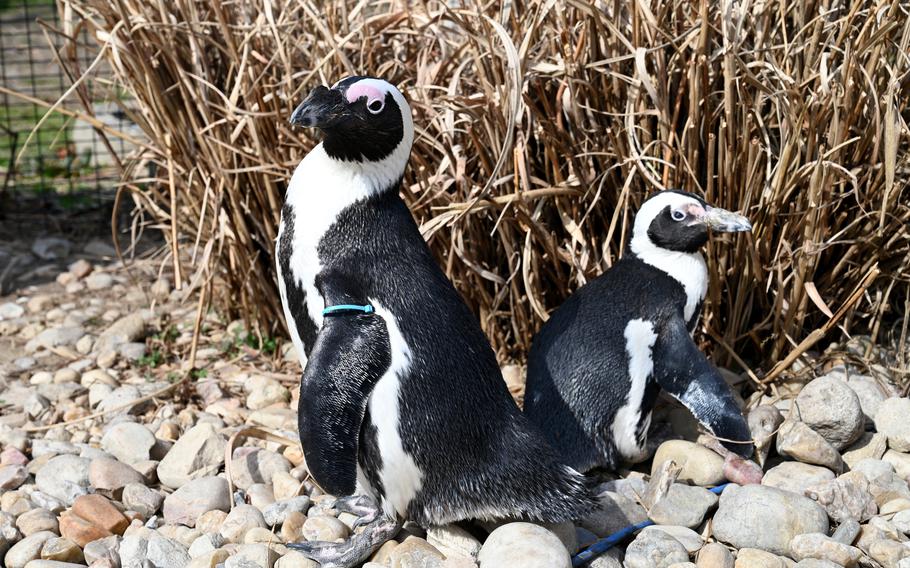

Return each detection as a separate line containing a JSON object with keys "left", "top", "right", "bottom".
{"left": 322, "top": 304, "right": 375, "bottom": 316}
{"left": 571, "top": 483, "right": 730, "bottom": 567}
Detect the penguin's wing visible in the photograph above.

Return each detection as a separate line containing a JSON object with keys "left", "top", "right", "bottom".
{"left": 653, "top": 316, "right": 754, "bottom": 458}
{"left": 298, "top": 310, "right": 391, "bottom": 496}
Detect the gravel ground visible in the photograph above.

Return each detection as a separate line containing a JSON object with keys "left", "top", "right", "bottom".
{"left": 0, "top": 235, "right": 908, "bottom": 568}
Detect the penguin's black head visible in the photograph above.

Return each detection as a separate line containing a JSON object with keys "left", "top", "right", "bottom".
{"left": 289, "top": 76, "right": 413, "bottom": 163}
{"left": 631, "top": 190, "right": 752, "bottom": 255}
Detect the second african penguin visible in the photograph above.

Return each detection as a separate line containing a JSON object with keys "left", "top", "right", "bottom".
{"left": 524, "top": 190, "right": 755, "bottom": 473}
{"left": 276, "top": 76, "right": 594, "bottom": 568}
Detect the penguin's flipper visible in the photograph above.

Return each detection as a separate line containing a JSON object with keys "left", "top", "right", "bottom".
{"left": 654, "top": 316, "right": 754, "bottom": 458}
{"left": 298, "top": 311, "right": 391, "bottom": 496}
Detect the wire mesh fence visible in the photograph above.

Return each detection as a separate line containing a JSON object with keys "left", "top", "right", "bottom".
{"left": 0, "top": 0, "right": 138, "bottom": 219}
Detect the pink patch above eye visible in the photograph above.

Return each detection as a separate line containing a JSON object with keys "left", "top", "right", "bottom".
{"left": 346, "top": 82, "right": 385, "bottom": 105}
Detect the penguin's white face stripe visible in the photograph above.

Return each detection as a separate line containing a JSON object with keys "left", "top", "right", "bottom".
{"left": 367, "top": 301, "right": 424, "bottom": 519}
{"left": 630, "top": 193, "right": 708, "bottom": 322}
{"left": 611, "top": 318, "right": 658, "bottom": 462}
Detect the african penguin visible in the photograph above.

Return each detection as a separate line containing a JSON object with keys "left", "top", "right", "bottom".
{"left": 523, "top": 190, "right": 755, "bottom": 473}
{"left": 276, "top": 76, "right": 594, "bottom": 567}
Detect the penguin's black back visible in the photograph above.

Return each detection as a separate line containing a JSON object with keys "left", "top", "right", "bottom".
{"left": 317, "top": 189, "right": 594, "bottom": 524}
{"left": 524, "top": 256, "right": 688, "bottom": 472}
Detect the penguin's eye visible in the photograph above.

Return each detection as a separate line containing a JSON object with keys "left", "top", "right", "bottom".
{"left": 671, "top": 210, "right": 686, "bottom": 222}
{"left": 367, "top": 99, "right": 384, "bottom": 114}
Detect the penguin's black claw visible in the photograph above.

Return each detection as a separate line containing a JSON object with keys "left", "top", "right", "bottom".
{"left": 287, "top": 517, "right": 401, "bottom": 568}
{"left": 332, "top": 494, "right": 382, "bottom": 529}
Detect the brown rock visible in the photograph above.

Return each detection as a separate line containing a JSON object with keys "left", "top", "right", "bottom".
{"left": 71, "top": 494, "right": 128, "bottom": 535}
{"left": 280, "top": 511, "right": 306, "bottom": 542}
{"left": 58, "top": 511, "right": 112, "bottom": 548}
{"left": 196, "top": 509, "right": 228, "bottom": 534}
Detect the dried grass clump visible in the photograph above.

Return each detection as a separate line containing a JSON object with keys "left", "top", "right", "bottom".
{"left": 44, "top": 0, "right": 910, "bottom": 377}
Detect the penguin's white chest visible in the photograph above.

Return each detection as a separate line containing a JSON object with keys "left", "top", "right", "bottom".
{"left": 277, "top": 144, "right": 377, "bottom": 364}
{"left": 363, "top": 303, "right": 424, "bottom": 519}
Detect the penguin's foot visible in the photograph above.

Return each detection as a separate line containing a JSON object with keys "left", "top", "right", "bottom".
{"left": 332, "top": 495, "right": 381, "bottom": 529}
{"left": 287, "top": 516, "right": 401, "bottom": 568}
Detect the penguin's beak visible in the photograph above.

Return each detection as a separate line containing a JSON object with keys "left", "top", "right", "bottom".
{"left": 698, "top": 205, "right": 752, "bottom": 233}
{"left": 290, "top": 85, "right": 347, "bottom": 128}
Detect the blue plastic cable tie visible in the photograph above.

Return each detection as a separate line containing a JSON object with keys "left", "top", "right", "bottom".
{"left": 322, "top": 304, "right": 375, "bottom": 316}
{"left": 571, "top": 483, "right": 730, "bottom": 567}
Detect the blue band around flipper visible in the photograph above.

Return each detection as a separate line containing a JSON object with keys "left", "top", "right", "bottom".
{"left": 322, "top": 304, "right": 375, "bottom": 316}
{"left": 571, "top": 483, "right": 730, "bottom": 567}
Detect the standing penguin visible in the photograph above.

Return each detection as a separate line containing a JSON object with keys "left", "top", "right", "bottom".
{"left": 276, "top": 76, "right": 594, "bottom": 568}
{"left": 524, "top": 190, "right": 754, "bottom": 473}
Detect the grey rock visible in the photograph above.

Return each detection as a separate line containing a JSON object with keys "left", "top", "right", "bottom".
{"left": 231, "top": 449, "right": 291, "bottom": 491}
{"left": 831, "top": 519, "right": 861, "bottom": 545}
{"left": 31, "top": 440, "right": 80, "bottom": 458}
{"left": 15, "top": 508, "right": 57, "bottom": 536}
{"left": 122, "top": 484, "right": 164, "bottom": 519}
{"left": 846, "top": 374, "right": 892, "bottom": 423}
{"left": 85, "top": 273, "right": 113, "bottom": 290}
{"left": 790, "top": 532, "right": 862, "bottom": 567}
{"left": 733, "top": 548, "right": 792, "bottom": 567}
{"left": 852, "top": 458, "right": 895, "bottom": 481}
{"left": 713, "top": 484, "right": 829, "bottom": 556}
{"left": 261, "top": 496, "right": 311, "bottom": 526}
{"left": 478, "top": 523, "right": 570, "bottom": 568}
{"left": 157, "top": 423, "right": 226, "bottom": 489}
{"left": 649, "top": 483, "right": 718, "bottom": 528}
{"left": 224, "top": 543, "right": 279, "bottom": 568}
{"left": 220, "top": 505, "right": 267, "bottom": 544}
{"left": 34, "top": 455, "right": 91, "bottom": 506}
{"left": 4, "top": 531, "right": 57, "bottom": 568}
{"left": 883, "top": 451, "right": 910, "bottom": 480}
{"left": 793, "top": 374, "right": 864, "bottom": 450}
{"left": 0, "top": 302, "right": 24, "bottom": 320}
{"left": 27, "top": 327, "right": 85, "bottom": 352}
{"left": 101, "top": 422, "right": 156, "bottom": 466}
{"left": 426, "top": 523, "right": 482, "bottom": 559}
{"left": 96, "top": 313, "right": 145, "bottom": 353}
{"left": 795, "top": 560, "right": 843, "bottom": 568}
{"left": 0, "top": 465, "right": 29, "bottom": 490}
{"left": 868, "top": 539, "right": 910, "bottom": 567}
{"left": 32, "top": 238, "right": 71, "bottom": 260}
{"left": 147, "top": 533, "right": 191, "bottom": 568}
{"left": 877, "top": 398, "right": 910, "bottom": 452}
{"left": 748, "top": 405, "right": 784, "bottom": 466}
{"left": 805, "top": 471, "right": 877, "bottom": 523}
{"left": 776, "top": 420, "right": 844, "bottom": 472}
{"left": 640, "top": 525, "right": 704, "bottom": 553}
{"left": 118, "top": 343, "right": 147, "bottom": 361}
{"left": 624, "top": 529, "right": 688, "bottom": 568}
{"left": 762, "top": 462, "right": 835, "bottom": 495}
{"left": 580, "top": 491, "right": 648, "bottom": 537}
{"left": 162, "top": 476, "right": 230, "bottom": 527}
{"left": 97, "top": 385, "right": 145, "bottom": 416}
{"left": 29, "top": 492, "right": 65, "bottom": 513}
{"left": 187, "top": 533, "right": 223, "bottom": 558}
{"left": 82, "top": 535, "right": 120, "bottom": 564}
{"left": 842, "top": 433, "right": 888, "bottom": 468}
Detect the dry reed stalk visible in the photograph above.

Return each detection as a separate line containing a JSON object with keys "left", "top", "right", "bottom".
{"left": 23, "top": 0, "right": 910, "bottom": 379}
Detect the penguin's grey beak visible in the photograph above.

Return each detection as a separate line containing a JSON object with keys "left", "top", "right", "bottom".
{"left": 698, "top": 205, "right": 752, "bottom": 233}
{"left": 290, "top": 85, "right": 346, "bottom": 128}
